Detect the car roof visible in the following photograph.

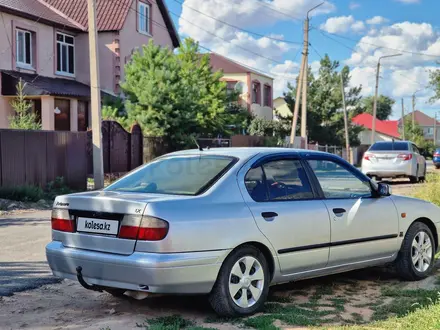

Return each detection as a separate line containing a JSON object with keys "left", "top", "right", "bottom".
{"left": 167, "top": 147, "right": 329, "bottom": 159}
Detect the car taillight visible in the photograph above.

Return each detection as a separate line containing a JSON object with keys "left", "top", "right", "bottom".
{"left": 364, "top": 153, "right": 372, "bottom": 161}
{"left": 434, "top": 153, "right": 440, "bottom": 157}
{"left": 51, "top": 209, "right": 75, "bottom": 232}
{"left": 119, "top": 215, "right": 169, "bottom": 241}
{"left": 397, "top": 154, "right": 413, "bottom": 161}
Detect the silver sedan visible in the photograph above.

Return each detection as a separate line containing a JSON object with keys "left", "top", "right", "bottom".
{"left": 46, "top": 148, "right": 440, "bottom": 316}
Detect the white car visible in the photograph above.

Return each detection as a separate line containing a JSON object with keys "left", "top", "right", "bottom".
{"left": 362, "top": 141, "right": 427, "bottom": 183}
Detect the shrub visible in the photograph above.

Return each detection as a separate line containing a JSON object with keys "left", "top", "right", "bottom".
{"left": 412, "top": 173, "right": 440, "bottom": 207}
{"left": 0, "top": 185, "right": 44, "bottom": 202}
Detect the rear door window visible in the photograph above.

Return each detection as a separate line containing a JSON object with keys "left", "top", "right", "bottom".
{"left": 245, "top": 159, "right": 314, "bottom": 202}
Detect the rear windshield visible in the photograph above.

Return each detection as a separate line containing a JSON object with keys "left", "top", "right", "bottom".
{"left": 369, "top": 142, "right": 409, "bottom": 151}
{"left": 105, "top": 155, "right": 237, "bottom": 195}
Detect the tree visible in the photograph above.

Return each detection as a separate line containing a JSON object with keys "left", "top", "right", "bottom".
{"left": 429, "top": 69, "right": 440, "bottom": 103}
{"left": 9, "top": 78, "right": 41, "bottom": 130}
{"left": 279, "top": 55, "right": 362, "bottom": 146}
{"left": 361, "top": 95, "right": 395, "bottom": 120}
{"left": 401, "top": 117, "right": 435, "bottom": 154}
{"left": 121, "top": 38, "right": 246, "bottom": 149}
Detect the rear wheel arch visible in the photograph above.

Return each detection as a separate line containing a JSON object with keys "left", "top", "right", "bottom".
{"left": 224, "top": 242, "right": 276, "bottom": 281}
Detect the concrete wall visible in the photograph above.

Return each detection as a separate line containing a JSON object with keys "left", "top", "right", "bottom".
{"left": 0, "top": 12, "right": 64, "bottom": 77}
{"left": 0, "top": 97, "right": 13, "bottom": 128}
{"left": 358, "top": 129, "right": 399, "bottom": 145}
{"left": 220, "top": 73, "right": 248, "bottom": 109}
{"left": 119, "top": 0, "right": 175, "bottom": 84}
{"left": 250, "top": 72, "right": 273, "bottom": 120}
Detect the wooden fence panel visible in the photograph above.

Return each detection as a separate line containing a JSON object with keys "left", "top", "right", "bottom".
{"left": 102, "top": 121, "right": 110, "bottom": 174}
{"left": 130, "top": 124, "right": 143, "bottom": 169}
{"left": 25, "top": 131, "right": 47, "bottom": 187}
{"left": 231, "top": 135, "right": 265, "bottom": 147}
{"left": 65, "top": 133, "right": 87, "bottom": 190}
{"left": 143, "top": 137, "right": 172, "bottom": 163}
{"left": 109, "top": 121, "right": 130, "bottom": 173}
{"left": 1, "top": 130, "right": 25, "bottom": 186}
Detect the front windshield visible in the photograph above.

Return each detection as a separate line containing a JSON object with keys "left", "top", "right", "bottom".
{"left": 105, "top": 155, "right": 237, "bottom": 195}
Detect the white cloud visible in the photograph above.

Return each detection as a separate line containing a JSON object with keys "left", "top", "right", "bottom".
{"left": 349, "top": 2, "right": 361, "bottom": 10}
{"left": 320, "top": 16, "right": 365, "bottom": 34}
{"left": 366, "top": 16, "right": 389, "bottom": 25}
{"left": 395, "top": 0, "right": 420, "bottom": 3}
{"left": 346, "top": 22, "right": 440, "bottom": 69}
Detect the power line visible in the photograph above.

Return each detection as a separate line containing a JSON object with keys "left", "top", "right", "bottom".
{"left": 172, "top": 0, "right": 302, "bottom": 45}
{"left": 252, "top": 0, "right": 304, "bottom": 22}
{"left": 310, "top": 43, "right": 323, "bottom": 60}
{"left": 314, "top": 25, "right": 440, "bottom": 59}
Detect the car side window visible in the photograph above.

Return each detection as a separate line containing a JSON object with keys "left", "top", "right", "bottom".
{"left": 244, "top": 159, "right": 314, "bottom": 202}
{"left": 308, "top": 160, "right": 372, "bottom": 199}
{"left": 412, "top": 145, "right": 420, "bottom": 154}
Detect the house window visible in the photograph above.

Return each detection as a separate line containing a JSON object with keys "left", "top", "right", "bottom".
{"left": 427, "top": 127, "right": 434, "bottom": 135}
{"left": 138, "top": 1, "right": 151, "bottom": 35}
{"left": 56, "top": 32, "right": 75, "bottom": 76}
{"left": 77, "top": 101, "right": 89, "bottom": 131}
{"left": 54, "top": 99, "right": 71, "bottom": 131}
{"left": 226, "top": 81, "right": 237, "bottom": 95}
{"left": 252, "top": 81, "right": 261, "bottom": 105}
{"left": 16, "top": 29, "right": 33, "bottom": 68}
{"left": 263, "top": 84, "right": 272, "bottom": 107}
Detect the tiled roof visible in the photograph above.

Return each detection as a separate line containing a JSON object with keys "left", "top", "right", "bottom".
{"left": 0, "top": 0, "right": 82, "bottom": 30}
{"left": 43, "top": 0, "right": 131, "bottom": 31}
{"left": 352, "top": 113, "right": 401, "bottom": 139}
{"left": 1, "top": 70, "right": 111, "bottom": 98}
{"left": 209, "top": 53, "right": 274, "bottom": 80}
{"left": 404, "top": 110, "right": 440, "bottom": 126}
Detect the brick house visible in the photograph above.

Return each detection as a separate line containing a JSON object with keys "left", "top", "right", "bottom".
{"left": 209, "top": 53, "right": 274, "bottom": 120}
{"left": 0, "top": 0, "right": 179, "bottom": 131}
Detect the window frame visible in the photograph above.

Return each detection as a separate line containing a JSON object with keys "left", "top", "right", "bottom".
{"left": 245, "top": 154, "right": 319, "bottom": 203}
{"left": 138, "top": 1, "right": 152, "bottom": 36}
{"left": 16, "top": 28, "right": 33, "bottom": 69}
{"left": 263, "top": 84, "right": 272, "bottom": 107}
{"left": 251, "top": 80, "right": 261, "bottom": 105}
{"left": 303, "top": 154, "right": 376, "bottom": 200}
{"left": 55, "top": 32, "right": 75, "bottom": 77}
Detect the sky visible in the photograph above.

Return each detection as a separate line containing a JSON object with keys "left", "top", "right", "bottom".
{"left": 164, "top": 0, "right": 440, "bottom": 119}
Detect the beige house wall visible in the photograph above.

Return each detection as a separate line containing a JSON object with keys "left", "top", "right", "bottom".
{"left": 250, "top": 72, "right": 273, "bottom": 121}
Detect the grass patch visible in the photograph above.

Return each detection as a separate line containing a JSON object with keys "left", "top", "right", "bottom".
{"left": 0, "top": 177, "right": 75, "bottom": 203}
{"left": 372, "top": 287, "right": 440, "bottom": 321}
{"left": 136, "top": 315, "right": 215, "bottom": 330}
{"left": 412, "top": 173, "right": 440, "bottom": 206}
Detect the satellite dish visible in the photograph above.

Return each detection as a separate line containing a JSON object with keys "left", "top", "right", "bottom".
{"left": 234, "top": 82, "right": 247, "bottom": 94}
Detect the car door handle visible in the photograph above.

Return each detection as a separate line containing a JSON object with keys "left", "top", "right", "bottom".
{"left": 262, "top": 212, "right": 278, "bottom": 221}
{"left": 333, "top": 208, "right": 346, "bottom": 216}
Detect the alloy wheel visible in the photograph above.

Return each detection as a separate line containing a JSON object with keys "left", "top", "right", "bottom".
{"left": 228, "top": 256, "right": 265, "bottom": 308}
{"left": 411, "top": 231, "right": 433, "bottom": 273}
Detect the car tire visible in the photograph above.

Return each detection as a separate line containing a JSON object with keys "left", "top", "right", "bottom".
{"left": 409, "top": 166, "right": 420, "bottom": 184}
{"left": 208, "top": 245, "right": 270, "bottom": 317}
{"left": 395, "top": 222, "right": 435, "bottom": 281}
{"left": 104, "top": 288, "right": 126, "bottom": 297}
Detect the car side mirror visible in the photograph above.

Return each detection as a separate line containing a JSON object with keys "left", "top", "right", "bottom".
{"left": 377, "top": 182, "right": 392, "bottom": 197}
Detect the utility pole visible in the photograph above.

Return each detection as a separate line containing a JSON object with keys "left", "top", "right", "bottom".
{"left": 340, "top": 74, "right": 350, "bottom": 162}
{"left": 289, "top": 59, "right": 305, "bottom": 146}
{"left": 290, "top": 2, "right": 324, "bottom": 147}
{"left": 401, "top": 98, "right": 405, "bottom": 140}
{"left": 300, "top": 2, "right": 324, "bottom": 141}
{"left": 412, "top": 94, "right": 415, "bottom": 129}
{"left": 88, "top": 0, "right": 104, "bottom": 189}
{"left": 371, "top": 53, "right": 402, "bottom": 145}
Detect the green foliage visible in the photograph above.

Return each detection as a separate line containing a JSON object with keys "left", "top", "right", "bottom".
{"left": 361, "top": 95, "right": 395, "bottom": 120}
{"left": 0, "top": 185, "right": 44, "bottom": 202}
{"left": 429, "top": 69, "right": 440, "bottom": 103}
{"left": 0, "top": 177, "right": 74, "bottom": 202}
{"left": 400, "top": 117, "right": 435, "bottom": 154}
{"left": 281, "top": 55, "right": 362, "bottom": 146}
{"left": 101, "top": 95, "right": 130, "bottom": 129}
{"left": 248, "top": 117, "right": 289, "bottom": 145}
{"left": 412, "top": 173, "right": 440, "bottom": 207}
{"left": 9, "top": 78, "right": 41, "bottom": 130}
{"left": 122, "top": 38, "right": 245, "bottom": 148}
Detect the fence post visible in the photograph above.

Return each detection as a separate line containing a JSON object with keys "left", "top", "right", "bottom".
{"left": 325, "top": 144, "right": 328, "bottom": 153}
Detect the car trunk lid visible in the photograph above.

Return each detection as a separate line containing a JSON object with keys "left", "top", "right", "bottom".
{"left": 52, "top": 191, "right": 181, "bottom": 255}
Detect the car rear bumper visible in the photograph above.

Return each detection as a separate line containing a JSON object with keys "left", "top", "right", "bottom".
{"left": 362, "top": 162, "right": 413, "bottom": 178}
{"left": 46, "top": 241, "right": 229, "bottom": 294}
